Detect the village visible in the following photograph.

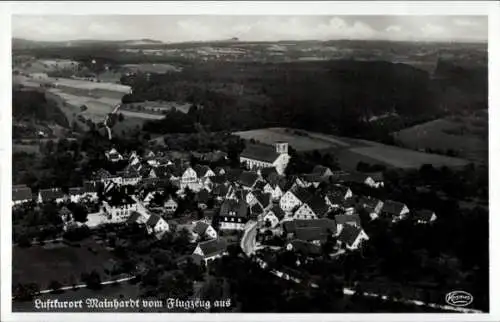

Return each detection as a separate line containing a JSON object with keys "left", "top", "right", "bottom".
{"left": 12, "top": 140, "right": 438, "bottom": 273}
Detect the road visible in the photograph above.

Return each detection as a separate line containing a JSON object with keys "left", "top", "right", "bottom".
{"left": 241, "top": 223, "right": 483, "bottom": 314}
{"left": 104, "top": 103, "right": 121, "bottom": 140}
{"left": 240, "top": 220, "right": 258, "bottom": 256}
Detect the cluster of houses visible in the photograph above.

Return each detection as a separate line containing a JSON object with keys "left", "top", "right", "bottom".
{"left": 12, "top": 141, "right": 438, "bottom": 266}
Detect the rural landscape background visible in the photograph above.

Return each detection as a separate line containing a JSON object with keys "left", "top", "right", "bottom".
{"left": 10, "top": 14, "right": 489, "bottom": 313}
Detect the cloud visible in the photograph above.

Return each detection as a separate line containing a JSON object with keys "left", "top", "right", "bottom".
{"left": 420, "top": 23, "right": 445, "bottom": 37}
{"left": 453, "top": 18, "right": 479, "bottom": 27}
{"left": 385, "top": 25, "right": 402, "bottom": 33}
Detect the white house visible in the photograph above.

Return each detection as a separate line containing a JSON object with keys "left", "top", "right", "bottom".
{"left": 414, "top": 209, "right": 437, "bottom": 224}
{"left": 105, "top": 148, "right": 124, "bottom": 163}
{"left": 12, "top": 185, "right": 32, "bottom": 206}
{"left": 240, "top": 142, "right": 290, "bottom": 175}
{"left": 279, "top": 187, "right": 312, "bottom": 214}
{"left": 263, "top": 205, "right": 285, "bottom": 228}
{"left": 381, "top": 200, "right": 410, "bottom": 222}
{"left": 337, "top": 225, "right": 369, "bottom": 250}
{"left": 192, "top": 221, "right": 218, "bottom": 240}
{"left": 192, "top": 238, "right": 228, "bottom": 265}
{"left": 164, "top": 196, "right": 178, "bottom": 214}
{"left": 146, "top": 214, "right": 170, "bottom": 235}
{"left": 103, "top": 195, "right": 138, "bottom": 223}
{"left": 38, "top": 188, "right": 65, "bottom": 204}
{"left": 219, "top": 199, "right": 249, "bottom": 231}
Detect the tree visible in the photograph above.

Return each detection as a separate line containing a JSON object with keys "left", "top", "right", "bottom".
{"left": 83, "top": 270, "right": 102, "bottom": 290}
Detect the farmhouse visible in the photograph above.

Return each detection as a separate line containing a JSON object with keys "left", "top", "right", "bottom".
{"left": 279, "top": 187, "right": 313, "bottom": 213}
{"left": 240, "top": 142, "right": 290, "bottom": 175}
{"left": 334, "top": 214, "right": 361, "bottom": 234}
{"left": 380, "top": 200, "right": 410, "bottom": 222}
{"left": 414, "top": 209, "right": 437, "bottom": 224}
{"left": 192, "top": 238, "right": 228, "bottom": 265}
{"left": 38, "top": 188, "right": 65, "bottom": 204}
{"left": 146, "top": 214, "right": 170, "bottom": 235}
{"left": 192, "top": 221, "right": 218, "bottom": 240}
{"left": 293, "top": 195, "right": 330, "bottom": 220}
{"left": 194, "top": 164, "right": 216, "bottom": 183}
{"left": 164, "top": 196, "right": 179, "bottom": 214}
{"left": 105, "top": 148, "right": 124, "bottom": 162}
{"left": 324, "top": 185, "right": 353, "bottom": 208}
{"left": 358, "top": 197, "right": 384, "bottom": 219}
{"left": 103, "top": 194, "right": 138, "bottom": 222}
{"left": 68, "top": 187, "right": 85, "bottom": 203}
{"left": 219, "top": 199, "right": 249, "bottom": 230}
{"left": 12, "top": 185, "right": 32, "bottom": 205}
{"left": 263, "top": 205, "right": 285, "bottom": 228}
{"left": 337, "top": 225, "right": 369, "bottom": 250}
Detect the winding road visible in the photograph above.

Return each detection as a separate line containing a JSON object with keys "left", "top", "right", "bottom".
{"left": 240, "top": 220, "right": 484, "bottom": 314}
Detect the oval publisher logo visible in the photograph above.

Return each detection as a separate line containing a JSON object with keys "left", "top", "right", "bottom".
{"left": 445, "top": 291, "right": 473, "bottom": 307}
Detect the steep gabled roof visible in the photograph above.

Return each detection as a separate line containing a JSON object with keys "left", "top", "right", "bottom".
{"left": 240, "top": 143, "right": 280, "bottom": 163}
{"left": 338, "top": 225, "right": 364, "bottom": 246}
{"left": 334, "top": 214, "right": 361, "bottom": 226}
{"left": 197, "top": 238, "right": 227, "bottom": 258}
{"left": 220, "top": 199, "right": 248, "bottom": 218}
{"left": 127, "top": 211, "right": 144, "bottom": 224}
{"left": 307, "top": 196, "right": 330, "bottom": 217}
{"left": 288, "top": 240, "right": 322, "bottom": 256}
{"left": 83, "top": 180, "right": 100, "bottom": 193}
{"left": 295, "top": 227, "right": 329, "bottom": 243}
{"left": 254, "top": 191, "right": 272, "bottom": 209}
{"left": 146, "top": 214, "right": 162, "bottom": 227}
{"left": 238, "top": 171, "right": 260, "bottom": 188}
{"left": 226, "top": 169, "right": 243, "bottom": 182}
{"left": 358, "top": 196, "right": 383, "bottom": 210}
{"left": 39, "top": 188, "right": 65, "bottom": 200}
{"left": 260, "top": 167, "right": 278, "bottom": 179}
{"left": 414, "top": 209, "right": 436, "bottom": 222}
{"left": 283, "top": 218, "right": 337, "bottom": 234}
{"left": 381, "top": 200, "right": 408, "bottom": 215}
{"left": 312, "top": 165, "right": 332, "bottom": 176}
{"left": 269, "top": 205, "right": 285, "bottom": 220}
{"left": 254, "top": 180, "right": 267, "bottom": 191}
{"left": 194, "top": 164, "right": 212, "bottom": 178}
{"left": 293, "top": 187, "right": 313, "bottom": 204}
{"left": 12, "top": 186, "right": 32, "bottom": 201}
{"left": 68, "top": 187, "right": 85, "bottom": 196}
{"left": 250, "top": 202, "right": 264, "bottom": 215}
{"left": 193, "top": 221, "right": 209, "bottom": 235}
{"left": 195, "top": 189, "right": 210, "bottom": 203}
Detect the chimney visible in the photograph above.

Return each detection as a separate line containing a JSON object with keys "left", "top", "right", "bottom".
{"left": 275, "top": 142, "right": 288, "bottom": 155}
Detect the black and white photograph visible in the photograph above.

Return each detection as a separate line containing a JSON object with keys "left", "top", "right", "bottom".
{"left": 1, "top": 1, "right": 499, "bottom": 321}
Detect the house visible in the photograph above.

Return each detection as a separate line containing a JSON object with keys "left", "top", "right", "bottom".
{"left": 283, "top": 218, "right": 337, "bottom": 242}
{"left": 68, "top": 187, "right": 85, "bottom": 203}
{"left": 212, "top": 184, "right": 231, "bottom": 202}
{"left": 103, "top": 194, "right": 138, "bottom": 222}
{"left": 299, "top": 174, "right": 325, "bottom": 188}
{"left": 414, "top": 209, "right": 437, "bottom": 224}
{"left": 164, "top": 195, "right": 179, "bottom": 214}
{"left": 127, "top": 211, "right": 148, "bottom": 225}
{"left": 295, "top": 227, "right": 330, "bottom": 244}
{"left": 146, "top": 214, "right": 170, "bottom": 235}
{"left": 192, "top": 221, "right": 218, "bottom": 240}
{"left": 194, "top": 164, "right": 216, "bottom": 183}
{"left": 237, "top": 171, "right": 262, "bottom": 190}
{"left": 324, "top": 185, "right": 353, "bottom": 208}
{"left": 169, "top": 163, "right": 200, "bottom": 191}
{"left": 279, "top": 187, "right": 313, "bottom": 213}
{"left": 83, "top": 181, "right": 100, "bottom": 200}
{"left": 344, "top": 172, "right": 384, "bottom": 189}
{"left": 259, "top": 167, "right": 279, "bottom": 182}
{"left": 254, "top": 191, "right": 272, "bottom": 211}
{"left": 293, "top": 195, "right": 330, "bottom": 220}
{"left": 12, "top": 185, "right": 32, "bottom": 205}
{"left": 250, "top": 202, "right": 265, "bottom": 219}
{"left": 263, "top": 205, "right": 285, "bottom": 228}
{"left": 240, "top": 142, "right": 290, "bottom": 175}
{"left": 358, "top": 197, "right": 384, "bottom": 219}
{"left": 192, "top": 238, "right": 228, "bottom": 265}
{"left": 286, "top": 240, "right": 322, "bottom": 257}
{"left": 219, "top": 199, "right": 249, "bottom": 230}
{"left": 105, "top": 148, "right": 123, "bottom": 162}
{"left": 312, "top": 165, "right": 334, "bottom": 178}
{"left": 334, "top": 214, "right": 361, "bottom": 234}
{"left": 38, "top": 188, "right": 65, "bottom": 204}
{"left": 340, "top": 198, "right": 357, "bottom": 215}
{"left": 337, "top": 225, "right": 369, "bottom": 250}
{"left": 195, "top": 189, "right": 210, "bottom": 209}
{"left": 122, "top": 171, "right": 142, "bottom": 186}
{"left": 129, "top": 151, "right": 141, "bottom": 166}
{"left": 380, "top": 200, "right": 410, "bottom": 222}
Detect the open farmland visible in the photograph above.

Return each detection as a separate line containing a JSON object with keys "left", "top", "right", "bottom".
{"left": 393, "top": 112, "right": 488, "bottom": 163}
{"left": 119, "top": 110, "right": 166, "bottom": 120}
{"left": 122, "top": 63, "right": 182, "bottom": 73}
{"left": 234, "top": 127, "right": 471, "bottom": 170}
{"left": 12, "top": 238, "right": 119, "bottom": 290}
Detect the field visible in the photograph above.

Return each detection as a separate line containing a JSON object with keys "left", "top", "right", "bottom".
{"left": 234, "top": 127, "right": 471, "bottom": 170}
{"left": 119, "top": 110, "right": 166, "bottom": 120}
{"left": 12, "top": 238, "right": 119, "bottom": 290}
{"left": 121, "top": 63, "right": 182, "bottom": 74}
{"left": 393, "top": 112, "right": 488, "bottom": 163}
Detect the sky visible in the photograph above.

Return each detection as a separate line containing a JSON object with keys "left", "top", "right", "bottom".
{"left": 12, "top": 15, "right": 488, "bottom": 43}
